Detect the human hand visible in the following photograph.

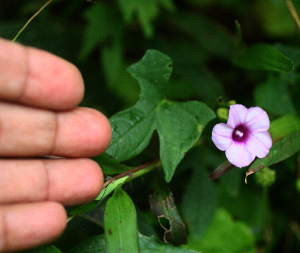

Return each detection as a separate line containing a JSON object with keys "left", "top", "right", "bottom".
{"left": 0, "top": 38, "right": 112, "bottom": 252}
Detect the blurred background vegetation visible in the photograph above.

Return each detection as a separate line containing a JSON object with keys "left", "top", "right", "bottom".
{"left": 2, "top": 0, "right": 300, "bottom": 252}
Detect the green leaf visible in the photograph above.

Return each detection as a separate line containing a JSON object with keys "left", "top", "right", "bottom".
{"left": 156, "top": 39, "right": 226, "bottom": 105}
{"left": 139, "top": 234, "right": 198, "bottom": 253}
{"left": 94, "top": 153, "right": 132, "bottom": 175}
{"left": 185, "top": 208, "right": 255, "bottom": 253}
{"left": 149, "top": 173, "right": 187, "bottom": 245}
{"left": 256, "top": 0, "right": 296, "bottom": 37}
{"left": 117, "top": 0, "right": 175, "bottom": 38}
{"left": 67, "top": 175, "right": 131, "bottom": 216}
{"left": 182, "top": 165, "right": 217, "bottom": 239}
{"left": 66, "top": 200, "right": 99, "bottom": 216}
{"left": 156, "top": 101, "right": 215, "bottom": 181}
{"left": 217, "top": 184, "right": 269, "bottom": 229}
{"left": 67, "top": 172, "right": 131, "bottom": 216}
{"left": 22, "top": 245, "right": 61, "bottom": 253}
{"left": 178, "top": 64, "right": 226, "bottom": 106}
{"left": 67, "top": 233, "right": 199, "bottom": 253}
{"left": 219, "top": 164, "right": 242, "bottom": 197}
{"left": 254, "top": 77, "right": 295, "bottom": 116}
{"left": 247, "top": 131, "right": 300, "bottom": 176}
{"left": 80, "top": 4, "right": 121, "bottom": 59}
{"left": 269, "top": 114, "right": 300, "bottom": 142}
{"left": 101, "top": 32, "right": 123, "bottom": 86}
{"left": 96, "top": 176, "right": 130, "bottom": 201}
{"left": 101, "top": 39, "right": 141, "bottom": 107}
{"left": 172, "top": 12, "right": 235, "bottom": 57}
{"left": 274, "top": 43, "right": 300, "bottom": 69}
{"left": 234, "top": 20, "right": 244, "bottom": 49}
{"left": 105, "top": 186, "right": 139, "bottom": 253}
{"left": 106, "top": 50, "right": 215, "bottom": 182}
{"left": 232, "top": 43, "right": 294, "bottom": 72}
{"left": 67, "top": 234, "right": 106, "bottom": 253}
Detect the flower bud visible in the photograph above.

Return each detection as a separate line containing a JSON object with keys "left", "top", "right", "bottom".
{"left": 217, "top": 108, "right": 229, "bottom": 122}
{"left": 255, "top": 167, "right": 276, "bottom": 187}
{"left": 228, "top": 100, "right": 236, "bottom": 106}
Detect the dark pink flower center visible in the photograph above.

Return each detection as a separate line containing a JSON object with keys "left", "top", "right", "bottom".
{"left": 232, "top": 124, "right": 249, "bottom": 142}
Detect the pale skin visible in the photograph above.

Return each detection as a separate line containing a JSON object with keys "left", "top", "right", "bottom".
{"left": 0, "top": 38, "right": 112, "bottom": 252}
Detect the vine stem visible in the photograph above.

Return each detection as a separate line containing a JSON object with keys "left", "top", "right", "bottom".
{"left": 103, "top": 159, "right": 161, "bottom": 189}
{"left": 285, "top": 0, "right": 300, "bottom": 33}
{"left": 12, "top": 0, "right": 53, "bottom": 42}
{"left": 66, "top": 159, "right": 161, "bottom": 223}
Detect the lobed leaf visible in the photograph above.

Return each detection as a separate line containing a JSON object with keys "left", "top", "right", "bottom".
{"left": 106, "top": 50, "right": 215, "bottom": 182}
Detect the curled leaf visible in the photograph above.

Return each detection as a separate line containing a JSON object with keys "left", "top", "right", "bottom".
{"left": 149, "top": 173, "right": 187, "bottom": 245}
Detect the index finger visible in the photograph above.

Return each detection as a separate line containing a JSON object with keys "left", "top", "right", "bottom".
{"left": 0, "top": 38, "right": 84, "bottom": 110}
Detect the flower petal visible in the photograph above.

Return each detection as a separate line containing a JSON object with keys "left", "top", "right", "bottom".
{"left": 246, "top": 131, "right": 272, "bottom": 158}
{"left": 245, "top": 107, "right": 270, "bottom": 132}
{"left": 227, "top": 104, "right": 248, "bottom": 128}
{"left": 212, "top": 123, "right": 233, "bottom": 151}
{"left": 226, "top": 142, "right": 256, "bottom": 168}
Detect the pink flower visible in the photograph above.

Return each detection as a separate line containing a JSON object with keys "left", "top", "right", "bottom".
{"left": 212, "top": 104, "right": 272, "bottom": 168}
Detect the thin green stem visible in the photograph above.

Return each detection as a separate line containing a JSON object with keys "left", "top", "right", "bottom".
{"left": 77, "top": 213, "right": 104, "bottom": 227}
{"left": 12, "top": 0, "right": 53, "bottom": 42}
{"left": 285, "top": 0, "right": 300, "bottom": 33}
{"left": 125, "top": 160, "right": 161, "bottom": 182}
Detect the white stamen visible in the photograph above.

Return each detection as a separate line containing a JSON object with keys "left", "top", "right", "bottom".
{"left": 235, "top": 130, "right": 243, "bottom": 137}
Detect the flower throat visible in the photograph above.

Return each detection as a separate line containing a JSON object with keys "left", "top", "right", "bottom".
{"left": 232, "top": 125, "right": 248, "bottom": 142}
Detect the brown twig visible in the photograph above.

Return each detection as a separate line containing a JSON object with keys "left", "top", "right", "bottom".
{"left": 285, "top": 0, "right": 300, "bottom": 33}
